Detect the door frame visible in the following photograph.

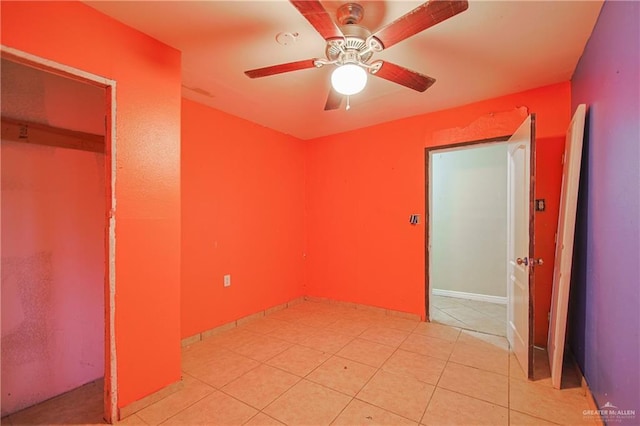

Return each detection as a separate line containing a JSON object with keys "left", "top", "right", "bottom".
{"left": 1, "top": 46, "right": 118, "bottom": 423}
{"left": 424, "top": 135, "right": 510, "bottom": 321}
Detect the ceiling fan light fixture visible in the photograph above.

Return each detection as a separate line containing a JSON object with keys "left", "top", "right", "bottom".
{"left": 331, "top": 64, "right": 367, "bottom": 95}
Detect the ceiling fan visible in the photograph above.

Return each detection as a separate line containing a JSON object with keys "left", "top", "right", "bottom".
{"left": 244, "top": 0, "right": 469, "bottom": 110}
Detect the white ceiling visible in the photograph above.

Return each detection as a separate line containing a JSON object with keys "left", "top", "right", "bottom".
{"left": 85, "top": 0, "right": 603, "bottom": 140}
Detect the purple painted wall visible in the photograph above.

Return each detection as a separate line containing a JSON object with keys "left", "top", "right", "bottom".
{"left": 569, "top": 0, "right": 640, "bottom": 421}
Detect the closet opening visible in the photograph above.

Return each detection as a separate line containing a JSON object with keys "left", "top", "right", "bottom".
{"left": 1, "top": 52, "right": 116, "bottom": 423}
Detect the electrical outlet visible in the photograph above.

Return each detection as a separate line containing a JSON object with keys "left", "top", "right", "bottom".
{"left": 223, "top": 274, "right": 231, "bottom": 287}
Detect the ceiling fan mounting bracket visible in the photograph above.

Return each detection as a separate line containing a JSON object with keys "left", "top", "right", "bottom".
{"left": 336, "top": 3, "right": 364, "bottom": 25}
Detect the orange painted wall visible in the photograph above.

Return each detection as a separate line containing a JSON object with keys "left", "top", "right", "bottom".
{"left": 534, "top": 136, "right": 565, "bottom": 346}
{"left": 181, "top": 99, "right": 305, "bottom": 338}
{"left": 1, "top": 1, "right": 182, "bottom": 411}
{"left": 305, "top": 82, "right": 570, "bottom": 346}
{"left": 305, "top": 119, "right": 427, "bottom": 315}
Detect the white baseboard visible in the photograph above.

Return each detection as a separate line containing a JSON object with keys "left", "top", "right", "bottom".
{"left": 432, "top": 288, "right": 507, "bottom": 305}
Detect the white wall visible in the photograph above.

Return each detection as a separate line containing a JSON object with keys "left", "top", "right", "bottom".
{"left": 431, "top": 143, "right": 507, "bottom": 298}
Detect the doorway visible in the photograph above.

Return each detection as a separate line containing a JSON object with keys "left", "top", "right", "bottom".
{"left": 426, "top": 138, "right": 509, "bottom": 337}
{"left": 0, "top": 51, "right": 116, "bottom": 422}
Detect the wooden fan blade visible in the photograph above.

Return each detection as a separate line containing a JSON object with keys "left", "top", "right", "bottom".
{"left": 324, "top": 87, "right": 343, "bottom": 110}
{"left": 290, "top": 0, "right": 344, "bottom": 40}
{"left": 245, "top": 59, "right": 317, "bottom": 78}
{"left": 370, "top": 0, "right": 468, "bottom": 50}
{"left": 371, "top": 61, "right": 436, "bottom": 92}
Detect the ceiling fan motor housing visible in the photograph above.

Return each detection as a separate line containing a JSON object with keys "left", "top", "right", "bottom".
{"left": 325, "top": 24, "right": 373, "bottom": 63}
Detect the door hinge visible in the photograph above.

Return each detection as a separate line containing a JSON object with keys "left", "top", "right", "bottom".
{"left": 561, "top": 153, "right": 566, "bottom": 165}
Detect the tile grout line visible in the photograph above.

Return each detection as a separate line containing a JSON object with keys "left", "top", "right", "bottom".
{"left": 329, "top": 318, "right": 421, "bottom": 425}
{"left": 215, "top": 333, "right": 306, "bottom": 425}
{"left": 236, "top": 313, "right": 366, "bottom": 425}
{"left": 171, "top": 303, "right": 508, "bottom": 425}
{"left": 257, "top": 316, "right": 389, "bottom": 425}
{"left": 433, "top": 295, "right": 507, "bottom": 337}
{"left": 507, "top": 343, "right": 511, "bottom": 425}
{"left": 419, "top": 325, "right": 462, "bottom": 423}
{"left": 344, "top": 322, "right": 428, "bottom": 424}
{"left": 155, "top": 371, "right": 217, "bottom": 425}
{"left": 182, "top": 324, "right": 307, "bottom": 425}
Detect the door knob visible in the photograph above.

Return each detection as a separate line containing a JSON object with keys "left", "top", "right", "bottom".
{"left": 516, "top": 257, "right": 528, "bottom": 266}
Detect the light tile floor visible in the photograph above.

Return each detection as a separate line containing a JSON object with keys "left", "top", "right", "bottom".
{"left": 3, "top": 300, "right": 600, "bottom": 425}
{"left": 431, "top": 295, "right": 507, "bottom": 337}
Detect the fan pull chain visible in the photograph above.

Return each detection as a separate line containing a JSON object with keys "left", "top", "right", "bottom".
{"left": 346, "top": 96, "right": 351, "bottom": 111}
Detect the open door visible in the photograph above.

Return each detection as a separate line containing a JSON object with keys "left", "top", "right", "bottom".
{"left": 548, "top": 104, "right": 587, "bottom": 389}
{"left": 507, "top": 115, "right": 537, "bottom": 379}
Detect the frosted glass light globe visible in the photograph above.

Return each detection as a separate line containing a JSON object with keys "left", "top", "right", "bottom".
{"left": 331, "top": 64, "right": 367, "bottom": 96}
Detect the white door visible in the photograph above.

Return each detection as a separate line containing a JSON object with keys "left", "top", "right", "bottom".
{"left": 507, "top": 115, "right": 536, "bottom": 379}
{"left": 548, "top": 104, "right": 587, "bottom": 389}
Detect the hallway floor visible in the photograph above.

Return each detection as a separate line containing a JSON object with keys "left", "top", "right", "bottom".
{"left": 3, "top": 300, "right": 600, "bottom": 425}
{"left": 431, "top": 295, "right": 507, "bottom": 336}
